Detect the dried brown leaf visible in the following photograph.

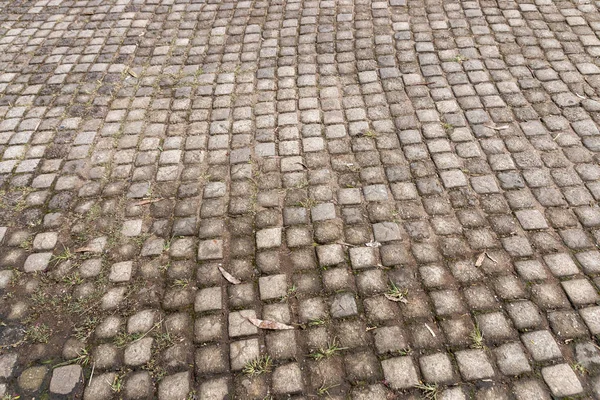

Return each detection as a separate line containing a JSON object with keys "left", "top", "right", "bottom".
{"left": 246, "top": 317, "right": 294, "bottom": 330}
{"left": 218, "top": 266, "right": 241, "bottom": 285}
{"left": 475, "top": 252, "right": 486, "bottom": 267}
{"left": 384, "top": 293, "right": 408, "bottom": 303}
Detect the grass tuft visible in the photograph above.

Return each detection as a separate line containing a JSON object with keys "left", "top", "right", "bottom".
{"left": 415, "top": 382, "right": 439, "bottom": 400}
{"left": 470, "top": 324, "right": 484, "bottom": 349}
{"left": 25, "top": 323, "right": 52, "bottom": 343}
{"left": 243, "top": 355, "right": 273, "bottom": 376}
{"left": 309, "top": 340, "right": 347, "bottom": 361}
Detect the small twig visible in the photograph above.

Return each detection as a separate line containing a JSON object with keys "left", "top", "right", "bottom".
{"left": 484, "top": 124, "right": 509, "bottom": 131}
{"left": 134, "top": 198, "right": 164, "bottom": 206}
{"left": 130, "top": 319, "right": 164, "bottom": 344}
{"left": 485, "top": 253, "right": 498, "bottom": 263}
{"left": 88, "top": 362, "right": 95, "bottom": 386}
{"left": 424, "top": 323, "right": 436, "bottom": 337}
{"left": 412, "top": 81, "right": 436, "bottom": 86}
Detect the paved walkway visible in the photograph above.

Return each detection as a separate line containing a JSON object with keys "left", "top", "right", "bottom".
{"left": 1, "top": 0, "right": 600, "bottom": 398}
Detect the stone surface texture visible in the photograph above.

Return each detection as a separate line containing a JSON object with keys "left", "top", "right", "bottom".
{"left": 0, "top": 0, "right": 599, "bottom": 396}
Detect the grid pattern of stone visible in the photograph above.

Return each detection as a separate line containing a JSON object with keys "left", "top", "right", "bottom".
{"left": 1, "top": 0, "right": 600, "bottom": 397}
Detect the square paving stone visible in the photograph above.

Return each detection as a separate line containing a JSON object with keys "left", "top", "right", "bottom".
{"left": 316, "top": 244, "right": 345, "bottom": 266}
{"left": 344, "top": 351, "right": 383, "bottom": 381}
{"left": 579, "top": 306, "right": 600, "bottom": 334}
{"left": 530, "top": 283, "right": 570, "bottom": 309}
{"left": 229, "top": 310, "right": 258, "bottom": 337}
{"left": 561, "top": 278, "right": 600, "bottom": 305}
{"left": 363, "top": 184, "right": 389, "bottom": 201}
{"left": 311, "top": 203, "right": 336, "bottom": 221}
{"left": 109, "top": 261, "right": 133, "bottom": 283}
{"left": 263, "top": 303, "right": 291, "bottom": 324}
{"left": 515, "top": 209, "right": 548, "bottom": 230}
{"left": 124, "top": 337, "right": 153, "bottom": 366}
{"left": 521, "top": 330, "right": 563, "bottom": 361}
{"left": 455, "top": 350, "right": 495, "bottom": 381}
{"left": 543, "top": 253, "right": 579, "bottom": 277}
{"left": 501, "top": 236, "right": 533, "bottom": 257}
{"left": 493, "top": 342, "right": 531, "bottom": 376}
{"left": 198, "top": 377, "right": 229, "bottom": 399}
{"left": 541, "top": 364, "right": 583, "bottom": 397}
{"left": 575, "top": 341, "right": 600, "bottom": 369}
{"left": 121, "top": 219, "right": 143, "bottom": 237}
{"left": 547, "top": 310, "right": 589, "bottom": 339}
{"left": 514, "top": 260, "right": 548, "bottom": 281}
{"left": 429, "top": 290, "right": 467, "bottom": 316}
{"left": 259, "top": 274, "right": 288, "bottom": 300}
{"left": 272, "top": 363, "right": 303, "bottom": 394}
{"left": 256, "top": 227, "right": 282, "bottom": 249}
{"left": 506, "top": 301, "right": 543, "bottom": 330}
{"left": 349, "top": 247, "right": 378, "bottom": 269}
{"left": 194, "top": 315, "right": 223, "bottom": 343}
{"left": 419, "top": 352, "right": 455, "bottom": 383}
{"left": 374, "top": 326, "right": 409, "bottom": 354}
{"left": 195, "top": 345, "right": 228, "bottom": 375}
{"left": 49, "top": 365, "right": 82, "bottom": 395}
{"left": 158, "top": 372, "right": 190, "bottom": 400}
{"left": 338, "top": 188, "right": 361, "bottom": 205}
{"left": 440, "top": 169, "right": 468, "bottom": 188}
{"left": 141, "top": 238, "right": 165, "bottom": 257}
{"left": 575, "top": 250, "right": 600, "bottom": 274}
{"left": 512, "top": 379, "right": 551, "bottom": 400}
{"left": 373, "top": 222, "right": 402, "bottom": 242}
{"left": 266, "top": 330, "right": 297, "bottom": 360}
{"left": 197, "top": 239, "right": 223, "bottom": 260}
{"left": 330, "top": 293, "right": 358, "bottom": 318}
{"left": 476, "top": 312, "right": 516, "bottom": 342}
{"left": 381, "top": 357, "right": 419, "bottom": 389}
{"left": 194, "top": 287, "right": 222, "bottom": 313}
{"left": 230, "top": 338, "right": 260, "bottom": 371}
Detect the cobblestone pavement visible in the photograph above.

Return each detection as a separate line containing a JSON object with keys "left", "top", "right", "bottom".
{"left": 3, "top": 0, "right": 600, "bottom": 398}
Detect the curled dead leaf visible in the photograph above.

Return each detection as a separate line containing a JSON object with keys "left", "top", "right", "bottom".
{"left": 384, "top": 293, "right": 408, "bottom": 303}
{"left": 218, "top": 266, "right": 241, "bottom": 285}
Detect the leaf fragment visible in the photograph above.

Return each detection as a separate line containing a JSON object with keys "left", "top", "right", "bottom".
{"left": 127, "top": 68, "right": 138, "bottom": 78}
